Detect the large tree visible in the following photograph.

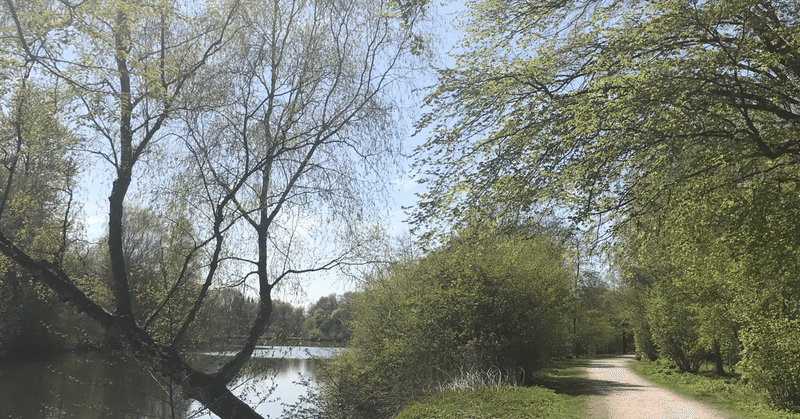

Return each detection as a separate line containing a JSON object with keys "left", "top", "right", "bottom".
{"left": 0, "top": 0, "right": 423, "bottom": 417}
{"left": 618, "top": 160, "right": 800, "bottom": 404}
{"left": 413, "top": 0, "right": 800, "bottom": 230}
{"left": 413, "top": 0, "right": 800, "bottom": 407}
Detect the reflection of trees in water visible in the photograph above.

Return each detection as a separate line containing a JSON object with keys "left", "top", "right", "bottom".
{"left": 188, "top": 354, "right": 281, "bottom": 417}
{"left": 0, "top": 352, "right": 191, "bottom": 419}
{"left": 185, "top": 352, "right": 323, "bottom": 419}
{"left": 0, "top": 350, "right": 322, "bottom": 418}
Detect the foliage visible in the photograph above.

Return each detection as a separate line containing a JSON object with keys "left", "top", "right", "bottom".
{"left": 192, "top": 287, "right": 259, "bottom": 348}
{"left": 571, "top": 272, "right": 625, "bottom": 356}
{"left": 319, "top": 222, "right": 573, "bottom": 418}
{"left": 739, "top": 318, "right": 800, "bottom": 411}
{"left": 75, "top": 207, "right": 205, "bottom": 345}
{"left": 618, "top": 165, "right": 800, "bottom": 402}
{"left": 414, "top": 0, "right": 800, "bottom": 409}
{"left": 615, "top": 276, "right": 658, "bottom": 362}
{"left": 0, "top": 82, "right": 81, "bottom": 356}
{"left": 301, "top": 293, "right": 352, "bottom": 342}
{"left": 192, "top": 291, "right": 350, "bottom": 348}
{"left": 413, "top": 0, "right": 800, "bottom": 232}
{"left": 266, "top": 299, "right": 305, "bottom": 341}
{"left": 645, "top": 281, "right": 706, "bottom": 373}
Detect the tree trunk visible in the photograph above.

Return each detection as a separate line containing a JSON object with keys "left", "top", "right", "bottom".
{"left": 184, "top": 372, "right": 264, "bottom": 419}
{"left": 713, "top": 342, "right": 725, "bottom": 375}
{"left": 622, "top": 331, "right": 628, "bottom": 354}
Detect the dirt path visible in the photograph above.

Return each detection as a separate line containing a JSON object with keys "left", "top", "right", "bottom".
{"left": 584, "top": 355, "right": 733, "bottom": 419}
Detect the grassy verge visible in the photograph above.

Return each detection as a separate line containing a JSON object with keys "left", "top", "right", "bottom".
{"left": 630, "top": 360, "right": 800, "bottom": 419}
{"left": 394, "top": 358, "right": 592, "bottom": 419}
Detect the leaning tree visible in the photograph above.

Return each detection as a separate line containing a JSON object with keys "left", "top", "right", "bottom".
{"left": 0, "top": 0, "right": 424, "bottom": 417}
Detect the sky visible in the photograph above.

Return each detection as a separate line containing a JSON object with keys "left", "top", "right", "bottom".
{"left": 281, "top": 1, "right": 468, "bottom": 305}
{"left": 77, "top": 1, "right": 467, "bottom": 309}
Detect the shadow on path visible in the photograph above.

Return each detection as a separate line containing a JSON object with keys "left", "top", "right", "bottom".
{"left": 536, "top": 375, "right": 646, "bottom": 397}
{"left": 533, "top": 355, "right": 643, "bottom": 397}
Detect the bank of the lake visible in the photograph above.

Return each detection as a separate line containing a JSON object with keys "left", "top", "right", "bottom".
{"left": 395, "top": 358, "right": 591, "bottom": 419}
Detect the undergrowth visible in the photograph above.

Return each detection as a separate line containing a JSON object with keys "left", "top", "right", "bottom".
{"left": 394, "top": 358, "right": 591, "bottom": 419}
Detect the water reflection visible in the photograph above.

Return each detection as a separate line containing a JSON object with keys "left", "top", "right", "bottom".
{"left": 0, "top": 352, "right": 187, "bottom": 418}
{"left": 204, "top": 346, "right": 340, "bottom": 360}
{"left": 0, "top": 347, "right": 336, "bottom": 419}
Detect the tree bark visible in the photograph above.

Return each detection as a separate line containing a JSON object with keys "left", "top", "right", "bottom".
{"left": 622, "top": 331, "right": 628, "bottom": 354}
{"left": 184, "top": 372, "right": 264, "bottom": 419}
{"left": 713, "top": 342, "right": 725, "bottom": 375}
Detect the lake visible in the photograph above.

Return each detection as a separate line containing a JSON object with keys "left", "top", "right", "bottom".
{"left": 0, "top": 346, "right": 339, "bottom": 419}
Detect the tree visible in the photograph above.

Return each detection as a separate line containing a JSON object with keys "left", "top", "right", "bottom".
{"left": 266, "top": 299, "right": 305, "bottom": 341}
{"left": 412, "top": 0, "right": 800, "bottom": 408}
{"left": 613, "top": 268, "right": 659, "bottom": 361}
{"left": 618, "top": 164, "right": 799, "bottom": 402}
{"left": 77, "top": 207, "right": 205, "bottom": 345}
{"left": 646, "top": 280, "right": 706, "bottom": 373}
{"left": 0, "top": 78, "right": 81, "bottom": 356}
{"left": 571, "top": 271, "right": 623, "bottom": 356}
{"left": 0, "top": 0, "right": 424, "bottom": 417}
{"left": 413, "top": 0, "right": 800, "bottom": 231}
{"left": 302, "top": 293, "right": 352, "bottom": 342}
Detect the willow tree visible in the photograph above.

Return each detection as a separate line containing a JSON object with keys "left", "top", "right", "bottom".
{"left": 0, "top": 0, "right": 424, "bottom": 417}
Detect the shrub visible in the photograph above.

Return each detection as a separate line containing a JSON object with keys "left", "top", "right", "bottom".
{"left": 646, "top": 281, "right": 706, "bottom": 373}
{"left": 318, "top": 224, "right": 573, "bottom": 418}
{"left": 740, "top": 318, "right": 800, "bottom": 410}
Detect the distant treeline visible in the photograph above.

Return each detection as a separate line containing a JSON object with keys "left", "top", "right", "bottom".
{"left": 0, "top": 275, "right": 352, "bottom": 358}
{"left": 209, "top": 292, "right": 354, "bottom": 347}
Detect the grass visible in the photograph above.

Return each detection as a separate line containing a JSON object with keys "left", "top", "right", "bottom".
{"left": 394, "top": 358, "right": 593, "bottom": 419}
{"left": 393, "top": 356, "right": 800, "bottom": 419}
{"left": 530, "top": 357, "right": 599, "bottom": 396}
{"left": 631, "top": 359, "right": 800, "bottom": 419}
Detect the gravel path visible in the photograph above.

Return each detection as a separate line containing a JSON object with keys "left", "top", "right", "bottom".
{"left": 584, "top": 355, "right": 734, "bottom": 419}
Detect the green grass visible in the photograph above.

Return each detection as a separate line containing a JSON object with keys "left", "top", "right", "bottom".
{"left": 530, "top": 357, "right": 598, "bottom": 396}
{"left": 630, "top": 359, "right": 800, "bottom": 419}
{"left": 394, "top": 386, "right": 586, "bottom": 419}
{"left": 394, "top": 358, "right": 592, "bottom": 419}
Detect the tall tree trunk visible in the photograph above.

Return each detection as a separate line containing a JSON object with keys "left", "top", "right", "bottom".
{"left": 622, "top": 331, "right": 627, "bottom": 354}
{"left": 713, "top": 342, "right": 725, "bottom": 375}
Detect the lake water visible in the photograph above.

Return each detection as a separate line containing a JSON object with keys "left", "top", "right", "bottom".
{"left": 0, "top": 346, "right": 339, "bottom": 419}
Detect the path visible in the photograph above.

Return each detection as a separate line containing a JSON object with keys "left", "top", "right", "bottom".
{"left": 584, "top": 355, "right": 734, "bottom": 419}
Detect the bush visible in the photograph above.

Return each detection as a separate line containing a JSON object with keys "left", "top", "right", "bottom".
{"left": 318, "top": 224, "right": 573, "bottom": 418}
{"left": 646, "top": 281, "right": 706, "bottom": 373}
{"left": 740, "top": 318, "right": 800, "bottom": 411}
